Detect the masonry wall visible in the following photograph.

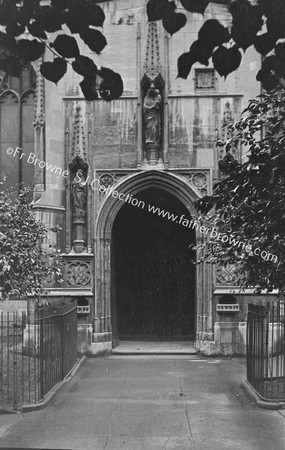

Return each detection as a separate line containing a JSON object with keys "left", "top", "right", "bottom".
{"left": 31, "top": 1, "right": 264, "bottom": 355}
{"left": 37, "top": 0, "right": 260, "bottom": 208}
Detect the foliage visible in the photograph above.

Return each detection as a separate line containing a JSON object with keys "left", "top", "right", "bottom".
{"left": 0, "top": 0, "right": 123, "bottom": 101}
{"left": 147, "top": 0, "right": 285, "bottom": 90}
{"left": 1, "top": 1, "right": 285, "bottom": 96}
{"left": 194, "top": 88, "right": 285, "bottom": 293}
{"left": 0, "top": 185, "right": 62, "bottom": 301}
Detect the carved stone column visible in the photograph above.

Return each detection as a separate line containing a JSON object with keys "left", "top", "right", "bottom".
{"left": 72, "top": 212, "right": 86, "bottom": 253}
{"left": 32, "top": 59, "right": 45, "bottom": 196}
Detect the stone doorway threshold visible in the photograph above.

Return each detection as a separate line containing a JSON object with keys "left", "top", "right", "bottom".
{"left": 111, "top": 341, "right": 198, "bottom": 355}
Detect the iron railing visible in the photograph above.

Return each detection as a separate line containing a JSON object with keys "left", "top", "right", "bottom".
{"left": 247, "top": 301, "right": 285, "bottom": 401}
{"left": 0, "top": 301, "right": 77, "bottom": 411}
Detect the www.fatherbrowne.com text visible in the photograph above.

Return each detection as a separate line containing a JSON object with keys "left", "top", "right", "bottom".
{"left": 98, "top": 182, "right": 278, "bottom": 264}
{"left": 6, "top": 146, "right": 277, "bottom": 264}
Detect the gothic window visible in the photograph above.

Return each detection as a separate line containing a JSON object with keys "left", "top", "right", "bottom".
{"left": 0, "top": 66, "right": 36, "bottom": 191}
{"left": 195, "top": 68, "right": 216, "bottom": 90}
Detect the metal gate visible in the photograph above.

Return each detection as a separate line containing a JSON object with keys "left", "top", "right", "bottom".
{"left": 247, "top": 301, "right": 285, "bottom": 400}
{"left": 0, "top": 301, "right": 77, "bottom": 411}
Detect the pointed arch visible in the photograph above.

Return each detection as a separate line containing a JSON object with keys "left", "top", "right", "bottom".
{"left": 96, "top": 170, "right": 201, "bottom": 239}
{"left": 93, "top": 170, "right": 213, "bottom": 349}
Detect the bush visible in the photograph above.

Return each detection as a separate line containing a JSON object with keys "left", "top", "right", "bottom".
{"left": 0, "top": 184, "right": 62, "bottom": 302}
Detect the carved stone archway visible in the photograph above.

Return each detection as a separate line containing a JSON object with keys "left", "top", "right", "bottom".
{"left": 92, "top": 170, "right": 213, "bottom": 352}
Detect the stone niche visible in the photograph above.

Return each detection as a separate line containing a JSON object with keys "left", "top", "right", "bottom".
{"left": 213, "top": 294, "right": 246, "bottom": 355}
{"left": 69, "top": 157, "right": 89, "bottom": 254}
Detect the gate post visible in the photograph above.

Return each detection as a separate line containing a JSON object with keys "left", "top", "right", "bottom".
{"left": 39, "top": 310, "right": 44, "bottom": 401}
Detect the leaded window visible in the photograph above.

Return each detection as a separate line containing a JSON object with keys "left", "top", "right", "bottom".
{"left": 0, "top": 66, "right": 36, "bottom": 191}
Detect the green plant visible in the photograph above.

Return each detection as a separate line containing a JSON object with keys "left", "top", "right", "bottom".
{"left": 0, "top": 184, "right": 63, "bottom": 302}
{"left": 195, "top": 88, "right": 285, "bottom": 292}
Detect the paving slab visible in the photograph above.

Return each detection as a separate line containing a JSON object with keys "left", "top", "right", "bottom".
{"left": 0, "top": 356, "right": 284, "bottom": 450}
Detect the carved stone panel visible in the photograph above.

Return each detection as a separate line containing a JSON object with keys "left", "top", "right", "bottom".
{"left": 190, "top": 172, "right": 208, "bottom": 196}
{"left": 99, "top": 173, "right": 116, "bottom": 188}
{"left": 66, "top": 261, "right": 92, "bottom": 286}
{"left": 175, "top": 169, "right": 211, "bottom": 196}
{"left": 195, "top": 69, "right": 216, "bottom": 90}
{"left": 216, "top": 263, "right": 245, "bottom": 286}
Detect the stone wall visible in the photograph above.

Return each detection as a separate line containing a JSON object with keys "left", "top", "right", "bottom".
{"left": 37, "top": 0, "right": 261, "bottom": 203}
{"left": 205, "top": 293, "right": 280, "bottom": 355}
{"left": 29, "top": 0, "right": 265, "bottom": 354}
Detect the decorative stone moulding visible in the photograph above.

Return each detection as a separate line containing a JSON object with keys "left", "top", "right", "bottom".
{"left": 216, "top": 304, "right": 240, "bottom": 314}
{"left": 77, "top": 305, "right": 90, "bottom": 314}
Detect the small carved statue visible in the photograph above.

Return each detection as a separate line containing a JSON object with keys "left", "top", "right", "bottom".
{"left": 72, "top": 170, "right": 87, "bottom": 214}
{"left": 143, "top": 86, "right": 162, "bottom": 146}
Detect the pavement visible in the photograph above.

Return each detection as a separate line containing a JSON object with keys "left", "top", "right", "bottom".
{"left": 0, "top": 355, "right": 284, "bottom": 450}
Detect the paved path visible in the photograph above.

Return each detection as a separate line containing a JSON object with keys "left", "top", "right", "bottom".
{"left": 0, "top": 356, "right": 284, "bottom": 449}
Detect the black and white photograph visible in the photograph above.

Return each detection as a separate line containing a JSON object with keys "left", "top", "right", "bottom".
{"left": 0, "top": 0, "right": 285, "bottom": 448}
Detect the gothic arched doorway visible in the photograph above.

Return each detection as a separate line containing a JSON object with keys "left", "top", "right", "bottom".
{"left": 94, "top": 170, "right": 213, "bottom": 353}
{"left": 111, "top": 187, "right": 196, "bottom": 343}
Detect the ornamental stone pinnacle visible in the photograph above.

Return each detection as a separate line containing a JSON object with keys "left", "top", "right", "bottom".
{"left": 71, "top": 106, "right": 87, "bottom": 160}
{"left": 143, "top": 22, "right": 162, "bottom": 80}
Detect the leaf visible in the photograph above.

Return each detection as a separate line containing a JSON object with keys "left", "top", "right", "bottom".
{"left": 36, "top": 6, "right": 63, "bottom": 33}
{"left": 254, "top": 33, "right": 276, "bottom": 56}
{"left": 274, "top": 62, "right": 285, "bottom": 81}
{"left": 23, "top": 0, "right": 38, "bottom": 14}
{"left": 0, "top": 1, "right": 17, "bottom": 26}
{"left": 40, "top": 58, "right": 67, "bottom": 84}
{"left": 261, "top": 55, "right": 279, "bottom": 74}
{"left": 229, "top": 0, "right": 263, "bottom": 51}
{"left": 72, "top": 55, "right": 97, "bottom": 77}
{"left": 15, "top": 4, "right": 32, "bottom": 26}
{"left": 79, "top": 77, "right": 98, "bottom": 101}
{"left": 97, "top": 67, "right": 117, "bottom": 80}
{"left": 0, "top": 56, "right": 23, "bottom": 77}
{"left": 0, "top": 31, "right": 18, "bottom": 54}
{"left": 180, "top": 0, "right": 209, "bottom": 14}
{"left": 256, "top": 54, "right": 285, "bottom": 81}
{"left": 51, "top": 0, "right": 71, "bottom": 9}
{"left": 97, "top": 67, "right": 124, "bottom": 101}
{"left": 260, "top": 74, "right": 279, "bottom": 92}
{"left": 17, "top": 39, "right": 45, "bottom": 62}
{"left": 99, "top": 75, "right": 124, "bottom": 101}
{"left": 65, "top": 4, "right": 89, "bottom": 34}
{"left": 51, "top": 35, "right": 79, "bottom": 59}
{"left": 212, "top": 46, "right": 242, "bottom": 78}
{"left": 256, "top": 68, "right": 268, "bottom": 82}
{"left": 275, "top": 43, "right": 285, "bottom": 65}
{"left": 87, "top": 4, "right": 105, "bottom": 27}
{"left": 6, "top": 22, "right": 25, "bottom": 37}
{"left": 198, "top": 20, "right": 230, "bottom": 48}
{"left": 146, "top": 0, "right": 169, "bottom": 22}
{"left": 177, "top": 52, "right": 195, "bottom": 79}
{"left": 28, "top": 21, "right": 48, "bottom": 39}
{"left": 80, "top": 28, "right": 107, "bottom": 54}
{"left": 163, "top": 12, "right": 187, "bottom": 36}
{"left": 189, "top": 39, "right": 213, "bottom": 66}
{"left": 265, "top": 0, "right": 285, "bottom": 39}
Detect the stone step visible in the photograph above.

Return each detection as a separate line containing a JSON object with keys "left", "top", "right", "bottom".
{"left": 111, "top": 340, "right": 198, "bottom": 355}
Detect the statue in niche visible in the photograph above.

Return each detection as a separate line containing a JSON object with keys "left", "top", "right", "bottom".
{"left": 143, "top": 86, "right": 162, "bottom": 146}
{"left": 72, "top": 170, "right": 87, "bottom": 214}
